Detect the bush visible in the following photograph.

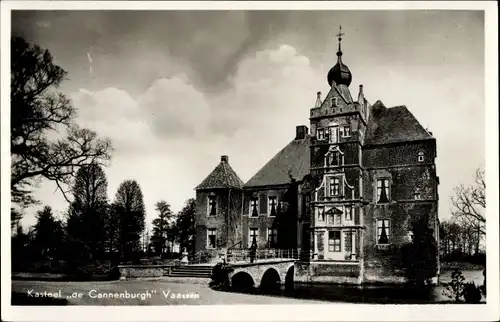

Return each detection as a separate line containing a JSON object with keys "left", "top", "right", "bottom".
{"left": 210, "top": 263, "right": 233, "bottom": 289}
{"left": 463, "top": 282, "right": 482, "bottom": 303}
{"left": 447, "top": 269, "right": 466, "bottom": 302}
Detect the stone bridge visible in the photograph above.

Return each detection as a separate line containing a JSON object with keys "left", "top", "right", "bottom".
{"left": 227, "top": 259, "right": 296, "bottom": 291}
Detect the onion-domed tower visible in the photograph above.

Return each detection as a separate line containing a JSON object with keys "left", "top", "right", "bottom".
{"left": 327, "top": 26, "right": 352, "bottom": 87}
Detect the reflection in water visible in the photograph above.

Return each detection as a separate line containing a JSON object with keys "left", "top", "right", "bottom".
{"left": 229, "top": 283, "right": 447, "bottom": 304}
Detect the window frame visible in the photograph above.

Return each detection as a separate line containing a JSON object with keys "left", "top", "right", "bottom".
{"left": 249, "top": 198, "right": 259, "bottom": 217}
{"left": 344, "top": 205, "right": 353, "bottom": 222}
{"left": 207, "top": 196, "right": 217, "bottom": 216}
{"left": 268, "top": 196, "right": 278, "bottom": 217}
{"left": 418, "top": 151, "right": 425, "bottom": 163}
{"left": 342, "top": 125, "right": 351, "bottom": 137}
{"left": 317, "top": 206, "right": 326, "bottom": 222}
{"left": 328, "top": 230, "right": 341, "bottom": 252}
{"left": 207, "top": 228, "right": 217, "bottom": 249}
{"left": 331, "top": 97, "right": 337, "bottom": 107}
{"left": 267, "top": 228, "right": 278, "bottom": 248}
{"left": 376, "top": 219, "right": 391, "bottom": 245}
{"left": 376, "top": 178, "right": 390, "bottom": 204}
{"left": 317, "top": 128, "right": 325, "bottom": 141}
{"left": 329, "top": 177, "right": 341, "bottom": 197}
{"left": 249, "top": 228, "right": 259, "bottom": 247}
{"left": 328, "top": 126, "right": 339, "bottom": 143}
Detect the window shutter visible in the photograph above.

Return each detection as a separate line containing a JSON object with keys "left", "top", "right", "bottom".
{"left": 259, "top": 194, "right": 267, "bottom": 214}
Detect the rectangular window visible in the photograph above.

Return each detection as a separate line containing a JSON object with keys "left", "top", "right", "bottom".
{"left": 343, "top": 126, "right": 351, "bottom": 137}
{"left": 250, "top": 198, "right": 258, "bottom": 217}
{"left": 303, "top": 195, "right": 311, "bottom": 214}
{"left": 376, "top": 179, "right": 390, "bottom": 203}
{"left": 331, "top": 97, "right": 337, "bottom": 107}
{"left": 418, "top": 151, "right": 425, "bottom": 163}
{"left": 317, "top": 128, "right": 325, "bottom": 141}
{"left": 259, "top": 194, "right": 268, "bottom": 214}
{"left": 328, "top": 127, "right": 338, "bottom": 143}
{"left": 329, "top": 151, "right": 341, "bottom": 166}
{"left": 377, "top": 219, "right": 390, "bottom": 244}
{"left": 333, "top": 213, "right": 342, "bottom": 226}
{"left": 344, "top": 206, "right": 353, "bottom": 221}
{"left": 249, "top": 228, "right": 259, "bottom": 247}
{"left": 267, "top": 228, "right": 278, "bottom": 248}
{"left": 328, "top": 231, "right": 341, "bottom": 252}
{"left": 278, "top": 200, "right": 285, "bottom": 213}
{"left": 317, "top": 206, "right": 325, "bottom": 222}
{"left": 345, "top": 231, "right": 353, "bottom": 253}
{"left": 207, "top": 229, "right": 217, "bottom": 249}
{"left": 268, "top": 196, "right": 277, "bottom": 216}
{"left": 208, "top": 196, "right": 216, "bottom": 216}
{"left": 329, "top": 177, "right": 341, "bottom": 196}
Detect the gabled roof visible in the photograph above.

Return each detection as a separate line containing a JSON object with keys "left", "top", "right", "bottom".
{"left": 244, "top": 136, "right": 311, "bottom": 188}
{"left": 365, "top": 100, "right": 434, "bottom": 146}
{"left": 196, "top": 156, "right": 244, "bottom": 190}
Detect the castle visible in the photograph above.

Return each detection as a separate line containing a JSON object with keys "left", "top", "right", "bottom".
{"left": 194, "top": 29, "right": 440, "bottom": 284}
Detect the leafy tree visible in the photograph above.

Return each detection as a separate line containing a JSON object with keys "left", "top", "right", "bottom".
{"left": 10, "top": 36, "right": 112, "bottom": 207}
{"left": 174, "top": 198, "right": 196, "bottom": 254}
{"left": 150, "top": 201, "right": 175, "bottom": 257}
{"left": 401, "top": 216, "right": 438, "bottom": 286}
{"left": 113, "top": 180, "right": 146, "bottom": 262}
{"left": 66, "top": 163, "right": 109, "bottom": 259}
{"left": 451, "top": 168, "right": 485, "bottom": 254}
{"left": 33, "top": 206, "right": 64, "bottom": 260}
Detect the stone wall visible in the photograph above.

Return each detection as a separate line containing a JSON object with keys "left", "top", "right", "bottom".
{"left": 118, "top": 265, "right": 166, "bottom": 279}
{"left": 294, "top": 261, "right": 361, "bottom": 284}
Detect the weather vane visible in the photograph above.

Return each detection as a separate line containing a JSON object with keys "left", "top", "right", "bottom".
{"left": 336, "top": 25, "right": 345, "bottom": 40}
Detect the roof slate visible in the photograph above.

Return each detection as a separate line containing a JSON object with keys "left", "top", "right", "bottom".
{"left": 196, "top": 160, "right": 244, "bottom": 190}
{"left": 365, "top": 101, "right": 434, "bottom": 145}
{"left": 244, "top": 136, "right": 311, "bottom": 188}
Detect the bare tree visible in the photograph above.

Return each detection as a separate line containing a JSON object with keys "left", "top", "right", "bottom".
{"left": 10, "top": 36, "right": 112, "bottom": 208}
{"left": 450, "top": 168, "right": 485, "bottom": 254}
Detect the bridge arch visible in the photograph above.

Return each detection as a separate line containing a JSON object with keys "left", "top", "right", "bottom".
{"left": 284, "top": 265, "right": 294, "bottom": 291}
{"left": 231, "top": 271, "right": 255, "bottom": 291}
{"left": 259, "top": 268, "right": 281, "bottom": 291}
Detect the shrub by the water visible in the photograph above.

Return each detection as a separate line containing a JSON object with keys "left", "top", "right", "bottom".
{"left": 210, "top": 263, "right": 233, "bottom": 289}
{"left": 463, "top": 282, "right": 482, "bottom": 303}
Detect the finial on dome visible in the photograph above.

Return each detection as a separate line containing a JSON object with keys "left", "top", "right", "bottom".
{"left": 327, "top": 25, "right": 352, "bottom": 87}
{"left": 336, "top": 25, "right": 345, "bottom": 60}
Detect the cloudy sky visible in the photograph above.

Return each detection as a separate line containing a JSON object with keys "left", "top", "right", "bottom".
{"left": 11, "top": 10, "right": 485, "bottom": 230}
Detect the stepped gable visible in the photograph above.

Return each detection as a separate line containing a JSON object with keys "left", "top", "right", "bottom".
{"left": 365, "top": 100, "right": 434, "bottom": 146}
{"left": 244, "top": 136, "right": 310, "bottom": 188}
{"left": 196, "top": 156, "right": 244, "bottom": 190}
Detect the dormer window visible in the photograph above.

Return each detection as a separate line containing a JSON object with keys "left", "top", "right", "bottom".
{"left": 317, "top": 128, "right": 325, "bottom": 141}
{"left": 418, "top": 151, "right": 425, "bottom": 163}
{"left": 414, "top": 189, "right": 421, "bottom": 200}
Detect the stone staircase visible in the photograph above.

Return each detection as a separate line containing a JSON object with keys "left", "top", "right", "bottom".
{"left": 166, "top": 265, "right": 214, "bottom": 278}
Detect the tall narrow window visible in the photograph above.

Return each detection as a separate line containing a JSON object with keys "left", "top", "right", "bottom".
{"left": 376, "top": 179, "right": 390, "bottom": 203}
{"left": 268, "top": 196, "right": 277, "bottom": 216}
{"left": 328, "top": 231, "right": 341, "bottom": 252}
{"left": 414, "top": 190, "right": 422, "bottom": 200}
{"left": 328, "top": 126, "right": 338, "bottom": 143}
{"left": 267, "top": 228, "right": 278, "bottom": 248}
{"left": 250, "top": 198, "right": 258, "bottom": 217}
{"left": 207, "top": 228, "right": 217, "bottom": 249}
{"left": 208, "top": 196, "right": 216, "bottom": 216}
{"left": 329, "top": 177, "right": 341, "bottom": 196}
{"left": 343, "top": 125, "right": 351, "bottom": 137}
{"left": 278, "top": 200, "right": 285, "bottom": 213}
{"left": 318, "top": 206, "right": 325, "bottom": 222}
{"left": 333, "top": 213, "right": 342, "bottom": 226}
{"left": 344, "top": 205, "right": 353, "bottom": 221}
{"left": 418, "top": 151, "right": 425, "bottom": 162}
{"left": 345, "top": 231, "right": 353, "bottom": 253}
{"left": 331, "top": 97, "right": 337, "bottom": 107}
{"left": 249, "top": 228, "right": 259, "bottom": 248}
{"left": 317, "top": 128, "right": 325, "bottom": 141}
{"left": 377, "top": 219, "right": 390, "bottom": 244}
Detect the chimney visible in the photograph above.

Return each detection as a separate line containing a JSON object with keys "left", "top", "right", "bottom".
{"left": 358, "top": 85, "right": 364, "bottom": 105}
{"left": 315, "top": 92, "right": 322, "bottom": 108}
{"left": 295, "top": 125, "right": 309, "bottom": 140}
{"left": 221, "top": 155, "right": 229, "bottom": 163}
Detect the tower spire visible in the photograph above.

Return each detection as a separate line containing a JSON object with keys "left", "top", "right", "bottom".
{"left": 336, "top": 25, "right": 345, "bottom": 61}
